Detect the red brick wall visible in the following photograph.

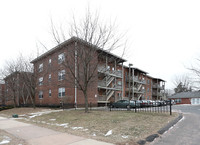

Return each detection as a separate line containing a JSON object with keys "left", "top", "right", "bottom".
{"left": 34, "top": 41, "right": 98, "bottom": 106}
{"left": 171, "top": 98, "right": 191, "bottom": 105}
{"left": 145, "top": 76, "right": 152, "bottom": 100}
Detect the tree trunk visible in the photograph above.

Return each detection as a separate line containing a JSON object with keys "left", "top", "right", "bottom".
{"left": 84, "top": 91, "right": 88, "bottom": 113}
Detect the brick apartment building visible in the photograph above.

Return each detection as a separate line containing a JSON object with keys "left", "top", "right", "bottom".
{"left": 152, "top": 78, "right": 165, "bottom": 100}
{"left": 0, "top": 37, "right": 165, "bottom": 107}
{"left": 0, "top": 83, "right": 5, "bottom": 105}
{"left": 4, "top": 71, "right": 33, "bottom": 106}
{"left": 31, "top": 37, "right": 126, "bottom": 107}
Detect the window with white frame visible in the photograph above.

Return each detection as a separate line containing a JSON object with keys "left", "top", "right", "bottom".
{"left": 49, "top": 89, "right": 51, "bottom": 97}
{"left": 39, "top": 77, "right": 43, "bottom": 86}
{"left": 39, "top": 91, "right": 43, "bottom": 99}
{"left": 48, "top": 74, "right": 51, "bottom": 81}
{"left": 58, "top": 53, "right": 65, "bottom": 64}
{"left": 58, "top": 87, "right": 65, "bottom": 98}
{"left": 117, "top": 81, "right": 122, "bottom": 86}
{"left": 175, "top": 99, "right": 181, "bottom": 103}
{"left": 49, "top": 59, "right": 52, "bottom": 64}
{"left": 38, "top": 63, "right": 43, "bottom": 72}
{"left": 58, "top": 70, "right": 65, "bottom": 80}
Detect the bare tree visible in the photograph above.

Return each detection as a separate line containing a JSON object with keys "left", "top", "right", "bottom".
{"left": 0, "top": 55, "right": 36, "bottom": 107}
{"left": 172, "top": 74, "right": 192, "bottom": 93}
{"left": 49, "top": 9, "right": 127, "bottom": 112}
{"left": 188, "top": 58, "right": 200, "bottom": 89}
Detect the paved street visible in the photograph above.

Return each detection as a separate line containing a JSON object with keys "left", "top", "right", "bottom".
{"left": 151, "top": 105, "right": 200, "bottom": 145}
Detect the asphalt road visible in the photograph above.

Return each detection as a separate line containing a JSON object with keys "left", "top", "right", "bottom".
{"left": 150, "top": 105, "right": 200, "bottom": 145}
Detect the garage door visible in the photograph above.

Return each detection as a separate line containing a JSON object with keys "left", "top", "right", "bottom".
{"left": 191, "top": 98, "right": 200, "bottom": 105}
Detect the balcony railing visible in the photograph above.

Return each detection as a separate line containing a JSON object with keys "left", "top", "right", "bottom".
{"left": 152, "top": 84, "right": 164, "bottom": 89}
{"left": 126, "top": 76, "right": 146, "bottom": 84}
{"left": 125, "top": 87, "right": 145, "bottom": 93}
{"left": 98, "top": 65, "right": 122, "bottom": 77}
{"left": 152, "top": 91, "right": 163, "bottom": 96}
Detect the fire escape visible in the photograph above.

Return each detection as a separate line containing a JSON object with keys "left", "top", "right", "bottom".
{"left": 97, "top": 64, "right": 123, "bottom": 104}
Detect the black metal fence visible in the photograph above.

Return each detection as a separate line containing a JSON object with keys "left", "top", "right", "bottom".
{"left": 62, "top": 100, "right": 173, "bottom": 115}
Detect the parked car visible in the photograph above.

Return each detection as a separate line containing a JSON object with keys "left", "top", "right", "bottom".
{"left": 152, "top": 100, "right": 159, "bottom": 107}
{"left": 111, "top": 100, "right": 140, "bottom": 108}
{"left": 140, "top": 100, "right": 153, "bottom": 107}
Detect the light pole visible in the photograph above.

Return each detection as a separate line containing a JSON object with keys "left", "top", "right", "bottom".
{"left": 128, "top": 63, "right": 133, "bottom": 110}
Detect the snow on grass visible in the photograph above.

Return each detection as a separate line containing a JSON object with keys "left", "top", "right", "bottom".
{"left": 49, "top": 119, "right": 56, "bottom": 121}
{"left": 105, "top": 130, "right": 112, "bottom": 136}
{"left": 27, "top": 110, "right": 63, "bottom": 119}
{"left": 0, "top": 136, "right": 11, "bottom": 145}
{"left": 93, "top": 133, "right": 96, "bottom": 136}
{"left": 71, "top": 127, "right": 83, "bottom": 130}
{"left": 122, "top": 135, "right": 128, "bottom": 139}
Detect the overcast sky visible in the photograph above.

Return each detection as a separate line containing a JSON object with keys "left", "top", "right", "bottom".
{"left": 0, "top": 0, "right": 200, "bottom": 89}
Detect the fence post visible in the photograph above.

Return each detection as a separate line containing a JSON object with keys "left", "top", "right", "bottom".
{"left": 135, "top": 100, "right": 137, "bottom": 113}
{"left": 170, "top": 99, "right": 172, "bottom": 115}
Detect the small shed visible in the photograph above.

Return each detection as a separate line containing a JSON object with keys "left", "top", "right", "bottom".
{"left": 169, "top": 91, "right": 200, "bottom": 105}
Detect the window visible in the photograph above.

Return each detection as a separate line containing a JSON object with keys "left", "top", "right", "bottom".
{"left": 58, "top": 53, "right": 65, "bottom": 64}
{"left": 49, "top": 59, "right": 52, "bottom": 64}
{"left": 39, "top": 91, "right": 43, "bottom": 99}
{"left": 175, "top": 99, "right": 181, "bottom": 103}
{"left": 39, "top": 77, "right": 43, "bottom": 86}
{"left": 48, "top": 74, "right": 51, "bottom": 81}
{"left": 49, "top": 89, "right": 51, "bottom": 97}
{"left": 147, "top": 88, "right": 149, "bottom": 92}
{"left": 58, "top": 87, "right": 65, "bottom": 98}
{"left": 147, "top": 80, "right": 150, "bottom": 84}
{"left": 117, "top": 81, "right": 122, "bottom": 86}
{"left": 58, "top": 70, "right": 65, "bottom": 80}
{"left": 38, "top": 63, "right": 43, "bottom": 72}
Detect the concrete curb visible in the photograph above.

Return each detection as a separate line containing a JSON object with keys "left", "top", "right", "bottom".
{"left": 157, "top": 113, "right": 183, "bottom": 135}
{"left": 137, "top": 113, "right": 183, "bottom": 145}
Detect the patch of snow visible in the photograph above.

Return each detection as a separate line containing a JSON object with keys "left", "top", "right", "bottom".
{"left": 122, "top": 135, "right": 128, "bottom": 139}
{"left": 105, "top": 130, "right": 112, "bottom": 136}
{"left": 27, "top": 110, "right": 63, "bottom": 119}
{"left": 58, "top": 123, "right": 68, "bottom": 126}
{"left": 54, "top": 123, "right": 68, "bottom": 128}
{"left": 0, "top": 136, "right": 11, "bottom": 145}
{"left": 0, "top": 140, "right": 10, "bottom": 144}
{"left": 49, "top": 119, "right": 56, "bottom": 121}
{"left": 93, "top": 133, "right": 96, "bottom": 136}
{"left": 41, "top": 121, "right": 46, "bottom": 124}
{"left": 71, "top": 127, "right": 83, "bottom": 130}
{"left": 83, "top": 129, "right": 88, "bottom": 131}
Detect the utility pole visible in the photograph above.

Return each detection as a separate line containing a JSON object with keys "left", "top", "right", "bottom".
{"left": 128, "top": 63, "right": 133, "bottom": 110}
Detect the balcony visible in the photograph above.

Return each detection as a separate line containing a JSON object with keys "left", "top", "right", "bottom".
{"left": 125, "top": 87, "right": 145, "bottom": 94}
{"left": 126, "top": 76, "right": 146, "bottom": 84}
{"left": 98, "top": 65, "right": 122, "bottom": 77}
{"left": 152, "top": 84, "right": 164, "bottom": 89}
{"left": 152, "top": 91, "right": 163, "bottom": 96}
{"left": 98, "top": 81, "right": 122, "bottom": 91}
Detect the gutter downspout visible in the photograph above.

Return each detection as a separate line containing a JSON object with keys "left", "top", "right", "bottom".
{"left": 75, "top": 41, "right": 77, "bottom": 108}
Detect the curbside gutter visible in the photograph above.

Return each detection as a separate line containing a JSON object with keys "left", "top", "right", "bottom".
{"left": 137, "top": 113, "right": 183, "bottom": 145}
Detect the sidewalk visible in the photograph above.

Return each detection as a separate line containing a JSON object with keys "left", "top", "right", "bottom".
{"left": 0, "top": 116, "right": 113, "bottom": 145}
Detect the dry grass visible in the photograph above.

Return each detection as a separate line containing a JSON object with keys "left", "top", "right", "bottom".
{"left": 0, "top": 108, "right": 178, "bottom": 144}
{"left": 0, "top": 129, "right": 28, "bottom": 145}
{"left": 0, "top": 107, "right": 50, "bottom": 117}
